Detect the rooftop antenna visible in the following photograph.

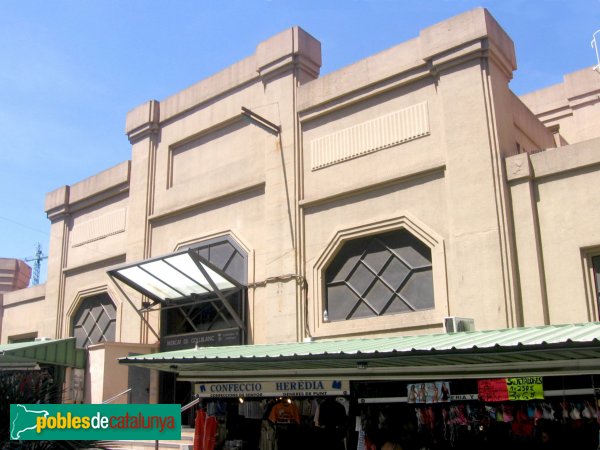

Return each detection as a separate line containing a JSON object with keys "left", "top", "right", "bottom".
{"left": 25, "top": 243, "right": 48, "bottom": 286}
{"left": 592, "top": 30, "right": 600, "bottom": 73}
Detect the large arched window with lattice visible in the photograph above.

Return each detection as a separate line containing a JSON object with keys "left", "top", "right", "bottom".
{"left": 324, "top": 229, "right": 433, "bottom": 322}
{"left": 161, "top": 235, "right": 248, "bottom": 343}
{"left": 72, "top": 293, "right": 116, "bottom": 348}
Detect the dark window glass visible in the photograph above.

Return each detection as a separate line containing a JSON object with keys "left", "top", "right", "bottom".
{"left": 325, "top": 229, "right": 433, "bottom": 322}
{"left": 162, "top": 236, "right": 247, "bottom": 337}
{"left": 72, "top": 293, "right": 116, "bottom": 348}
{"left": 191, "top": 236, "right": 247, "bottom": 284}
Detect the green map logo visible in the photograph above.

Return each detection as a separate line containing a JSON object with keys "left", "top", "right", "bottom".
{"left": 9, "top": 404, "right": 181, "bottom": 441}
{"left": 11, "top": 405, "right": 49, "bottom": 439}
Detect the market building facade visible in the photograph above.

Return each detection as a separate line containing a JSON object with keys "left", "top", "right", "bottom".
{"left": 3, "top": 7, "right": 600, "bottom": 448}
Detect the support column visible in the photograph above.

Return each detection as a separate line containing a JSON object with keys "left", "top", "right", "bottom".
{"left": 121, "top": 100, "right": 161, "bottom": 344}
{"left": 45, "top": 186, "right": 71, "bottom": 339}
{"left": 420, "top": 8, "right": 520, "bottom": 329}
{"left": 506, "top": 153, "right": 549, "bottom": 325}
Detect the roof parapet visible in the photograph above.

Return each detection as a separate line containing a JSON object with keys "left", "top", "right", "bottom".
{"left": 125, "top": 26, "right": 321, "bottom": 134}
{"left": 256, "top": 26, "right": 321, "bottom": 82}
{"left": 419, "top": 7, "right": 516, "bottom": 78}
{"left": 125, "top": 100, "right": 160, "bottom": 144}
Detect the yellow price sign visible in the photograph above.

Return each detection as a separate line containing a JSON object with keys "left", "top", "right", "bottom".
{"left": 506, "top": 376, "right": 544, "bottom": 401}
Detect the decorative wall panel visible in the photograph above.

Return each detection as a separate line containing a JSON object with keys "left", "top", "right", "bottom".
{"left": 71, "top": 208, "right": 127, "bottom": 247}
{"left": 310, "top": 102, "right": 430, "bottom": 170}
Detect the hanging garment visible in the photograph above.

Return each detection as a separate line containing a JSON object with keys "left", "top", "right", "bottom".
{"left": 268, "top": 401, "right": 301, "bottom": 424}
{"left": 203, "top": 415, "right": 218, "bottom": 450}
{"left": 317, "top": 397, "right": 347, "bottom": 428}
{"left": 194, "top": 409, "right": 206, "bottom": 450}
{"left": 193, "top": 410, "right": 218, "bottom": 450}
{"left": 316, "top": 397, "right": 347, "bottom": 450}
{"left": 259, "top": 420, "right": 278, "bottom": 450}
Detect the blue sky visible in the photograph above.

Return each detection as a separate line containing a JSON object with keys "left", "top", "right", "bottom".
{"left": 1, "top": 0, "right": 598, "bottom": 285}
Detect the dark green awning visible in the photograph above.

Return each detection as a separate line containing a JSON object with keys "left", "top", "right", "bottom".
{"left": 0, "top": 338, "right": 85, "bottom": 370}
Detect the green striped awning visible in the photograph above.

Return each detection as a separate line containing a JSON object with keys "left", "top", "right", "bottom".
{"left": 119, "top": 323, "right": 600, "bottom": 381}
{"left": 0, "top": 338, "right": 85, "bottom": 370}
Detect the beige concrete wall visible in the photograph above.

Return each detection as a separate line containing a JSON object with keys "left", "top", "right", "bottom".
{"left": 299, "top": 7, "right": 523, "bottom": 337}
{"left": 86, "top": 342, "right": 158, "bottom": 403}
{"left": 44, "top": 161, "right": 132, "bottom": 341}
{"left": 507, "top": 137, "right": 600, "bottom": 325}
{"left": 86, "top": 345, "right": 105, "bottom": 403}
{"left": 299, "top": 67, "right": 447, "bottom": 338}
{"left": 520, "top": 67, "right": 600, "bottom": 145}
{"left": 66, "top": 162, "right": 130, "bottom": 270}
{"left": 511, "top": 93, "right": 555, "bottom": 153}
{"left": 123, "top": 27, "right": 321, "bottom": 345}
{"left": 304, "top": 175, "right": 448, "bottom": 337}
{"left": 0, "top": 284, "right": 49, "bottom": 343}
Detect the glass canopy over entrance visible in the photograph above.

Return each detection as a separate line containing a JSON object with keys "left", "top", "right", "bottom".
{"left": 108, "top": 249, "right": 246, "bottom": 331}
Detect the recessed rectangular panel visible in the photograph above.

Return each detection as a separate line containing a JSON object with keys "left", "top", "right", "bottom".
{"left": 311, "top": 102, "right": 430, "bottom": 170}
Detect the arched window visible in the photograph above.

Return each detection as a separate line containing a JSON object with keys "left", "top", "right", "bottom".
{"left": 325, "top": 229, "right": 433, "bottom": 322}
{"left": 162, "top": 235, "right": 248, "bottom": 341}
{"left": 190, "top": 236, "right": 247, "bottom": 284}
{"left": 72, "top": 293, "right": 116, "bottom": 348}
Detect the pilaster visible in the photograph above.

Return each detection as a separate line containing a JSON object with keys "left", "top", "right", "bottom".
{"left": 44, "top": 185, "right": 71, "bottom": 339}
{"left": 252, "top": 27, "right": 320, "bottom": 343}
{"left": 505, "top": 154, "right": 549, "bottom": 326}
{"left": 428, "top": 8, "right": 520, "bottom": 329}
{"left": 122, "top": 100, "right": 161, "bottom": 343}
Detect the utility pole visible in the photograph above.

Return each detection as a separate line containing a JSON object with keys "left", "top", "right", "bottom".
{"left": 25, "top": 243, "right": 48, "bottom": 286}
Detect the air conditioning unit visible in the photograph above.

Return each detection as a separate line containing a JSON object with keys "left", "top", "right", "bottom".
{"left": 444, "top": 317, "right": 475, "bottom": 333}
{"left": 34, "top": 337, "right": 52, "bottom": 342}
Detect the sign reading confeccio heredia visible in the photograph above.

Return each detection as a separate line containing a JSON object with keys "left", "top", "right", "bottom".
{"left": 194, "top": 380, "right": 350, "bottom": 398}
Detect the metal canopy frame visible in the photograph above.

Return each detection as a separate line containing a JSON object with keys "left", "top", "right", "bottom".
{"left": 107, "top": 250, "right": 247, "bottom": 337}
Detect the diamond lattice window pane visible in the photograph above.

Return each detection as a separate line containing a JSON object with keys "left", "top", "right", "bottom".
{"left": 327, "top": 284, "right": 360, "bottom": 321}
{"left": 191, "top": 236, "right": 247, "bottom": 284}
{"left": 392, "top": 239, "right": 432, "bottom": 268}
{"left": 97, "top": 312, "right": 110, "bottom": 330}
{"left": 80, "top": 314, "right": 95, "bottom": 334}
{"left": 385, "top": 298, "right": 413, "bottom": 314}
{"left": 400, "top": 270, "right": 434, "bottom": 310}
{"left": 328, "top": 252, "right": 362, "bottom": 283}
{"left": 364, "top": 280, "right": 394, "bottom": 315}
{"left": 352, "top": 302, "right": 377, "bottom": 319}
{"left": 207, "top": 242, "right": 236, "bottom": 271}
{"left": 380, "top": 258, "right": 411, "bottom": 291}
{"left": 347, "top": 263, "right": 376, "bottom": 295}
{"left": 72, "top": 294, "right": 116, "bottom": 348}
{"left": 362, "top": 240, "right": 391, "bottom": 274}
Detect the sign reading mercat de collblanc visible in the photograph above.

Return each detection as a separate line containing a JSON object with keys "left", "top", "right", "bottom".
{"left": 195, "top": 380, "right": 350, "bottom": 398}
